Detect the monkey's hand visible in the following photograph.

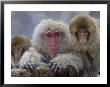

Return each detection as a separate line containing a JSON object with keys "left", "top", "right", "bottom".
{"left": 19, "top": 47, "right": 48, "bottom": 69}
{"left": 11, "top": 64, "right": 19, "bottom": 69}
{"left": 20, "top": 62, "right": 48, "bottom": 70}
{"left": 48, "top": 53, "right": 83, "bottom": 74}
{"left": 48, "top": 59, "right": 64, "bottom": 73}
{"left": 19, "top": 63, "right": 38, "bottom": 69}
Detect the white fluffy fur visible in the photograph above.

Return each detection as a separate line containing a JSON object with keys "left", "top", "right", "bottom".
{"left": 19, "top": 47, "right": 48, "bottom": 69}
{"left": 19, "top": 19, "right": 83, "bottom": 73}
{"left": 32, "top": 18, "right": 71, "bottom": 53}
{"left": 51, "top": 53, "right": 83, "bottom": 73}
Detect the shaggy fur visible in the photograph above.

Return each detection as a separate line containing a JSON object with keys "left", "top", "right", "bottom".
{"left": 12, "top": 35, "right": 31, "bottom": 50}
{"left": 32, "top": 18, "right": 71, "bottom": 53}
{"left": 19, "top": 19, "right": 83, "bottom": 76}
{"left": 11, "top": 35, "right": 31, "bottom": 65}
{"left": 69, "top": 15, "right": 100, "bottom": 76}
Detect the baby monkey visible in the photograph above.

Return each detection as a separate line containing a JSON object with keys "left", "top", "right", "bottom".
{"left": 11, "top": 35, "right": 31, "bottom": 68}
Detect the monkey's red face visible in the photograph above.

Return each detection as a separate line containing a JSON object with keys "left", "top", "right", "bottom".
{"left": 44, "top": 31, "right": 64, "bottom": 56}
{"left": 76, "top": 29, "right": 89, "bottom": 43}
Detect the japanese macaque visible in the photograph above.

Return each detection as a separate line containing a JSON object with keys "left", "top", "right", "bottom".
{"left": 19, "top": 19, "right": 83, "bottom": 76}
{"left": 69, "top": 15, "right": 100, "bottom": 76}
{"left": 11, "top": 35, "right": 31, "bottom": 68}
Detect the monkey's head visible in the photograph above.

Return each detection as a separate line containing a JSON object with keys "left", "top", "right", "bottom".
{"left": 11, "top": 35, "right": 31, "bottom": 59}
{"left": 69, "top": 15, "right": 99, "bottom": 51}
{"left": 32, "top": 19, "right": 70, "bottom": 56}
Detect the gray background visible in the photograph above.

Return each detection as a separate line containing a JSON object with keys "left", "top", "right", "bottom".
{"left": 11, "top": 11, "right": 100, "bottom": 39}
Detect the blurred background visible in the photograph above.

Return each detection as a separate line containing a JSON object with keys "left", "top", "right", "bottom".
{"left": 11, "top": 11, "right": 100, "bottom": 39}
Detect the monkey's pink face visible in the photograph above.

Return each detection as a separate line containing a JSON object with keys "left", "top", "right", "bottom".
{"left": 44, "top": 31, "right": 64, "bottom": 56}
{"left": 76, "top": 29, "right": 89, "bottom": 43}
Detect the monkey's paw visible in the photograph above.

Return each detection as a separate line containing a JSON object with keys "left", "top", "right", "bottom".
{"left": 19, "top": 63, "right": 38, "bottom": 69}
{"left": 11, "top": 64, "right": 19, "bottom": 69}
{"left": 48, "top": 59, "right": 65, "bottom": 73}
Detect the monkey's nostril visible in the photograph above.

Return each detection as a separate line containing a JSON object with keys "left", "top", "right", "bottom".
{"left": 52, "top": 44, "right": 56, "bottom": 47}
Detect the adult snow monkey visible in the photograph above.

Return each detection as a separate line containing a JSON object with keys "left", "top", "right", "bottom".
{"left": 11, "top": 35, "right": 31, "bottom": 68}
{"left": 19, "top": 19, "right": 83, "bottom": 76}
{"left": 69, "top": 15, "right": 100, "bottom": 77}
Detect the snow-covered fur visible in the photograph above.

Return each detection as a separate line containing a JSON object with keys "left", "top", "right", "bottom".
{"left": 19, "top": 19, "right": 83, "bottom": 74}
{"left": 50, "top": 53, "right": 83, "bottom": 73}
{"left": 32, "top": 18, "right": 71, "bottom": 53}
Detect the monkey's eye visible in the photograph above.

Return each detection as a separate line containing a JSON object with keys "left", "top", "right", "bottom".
{"left": 80, "top": 31, "right": 86, "bottom": 34}
{"left": 54, "top": 32, "right": 60, "bottom": 37}
{"left": 46, "top": 33, "right": 52, "bottom": 37}
{"left": 54, "top": 32, "right": 64, "bottom": 37}
{"left": 77, "top": 29, "right": 88, "bottom": 33}
{"left": 13, "top": 45, "right": 23, "bottom": 50}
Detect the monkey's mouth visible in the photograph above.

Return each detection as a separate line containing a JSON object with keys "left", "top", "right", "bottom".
{"left": 48, "top": 48, "right": 59, "bottom": 56}
{"left": 14, "top": 55, "right": 21, "bottom": 59}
